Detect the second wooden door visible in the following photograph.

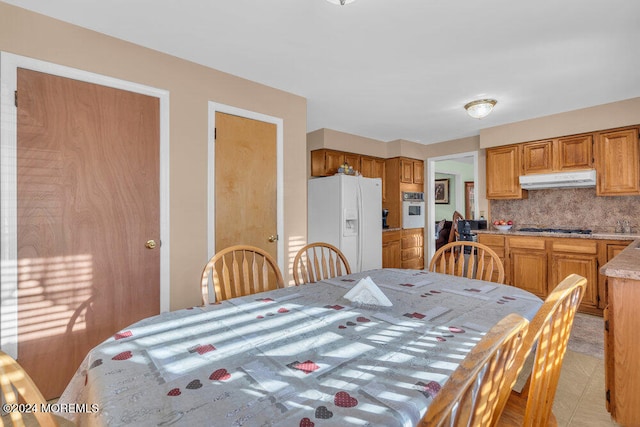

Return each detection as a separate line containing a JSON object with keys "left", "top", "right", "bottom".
{"left": 214, "top": 112, "right": 278, "bottom": 260}
{"left": 16, "top": 68, "right": 161, "bottom": 398}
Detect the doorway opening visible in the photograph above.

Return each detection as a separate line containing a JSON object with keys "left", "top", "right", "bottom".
{"left": 426, "top": 151, "right": 478, "bottom": 262}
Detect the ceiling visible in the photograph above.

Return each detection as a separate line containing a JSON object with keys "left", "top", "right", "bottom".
{"left": 6, "top": 0, "right": 640, "bottom": 145}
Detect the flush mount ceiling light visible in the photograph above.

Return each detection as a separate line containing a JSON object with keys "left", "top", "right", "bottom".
{"left": 464, "top": 99, "right": 497, "bottom": 119}
{"left": 326, "top": 0, "right": 356, "bottom": 5}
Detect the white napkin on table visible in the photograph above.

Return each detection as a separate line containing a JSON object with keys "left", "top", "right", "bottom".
{"left": 343, "top": 276, "right": 393, "bottom": 307}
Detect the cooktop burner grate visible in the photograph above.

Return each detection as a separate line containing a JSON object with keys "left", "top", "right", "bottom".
{"left": 519, "top": 227, "right": 592, "bottom": 234}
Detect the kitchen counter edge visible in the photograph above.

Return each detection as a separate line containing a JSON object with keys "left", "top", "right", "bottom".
{"left": 600, "top": 239, "right": 640, "bottom": 280}
{"left": 474, "top": 229, "right": 640, "bottom": 241}
{"left": 382, "top": 228, "right": 402, "bottom": 233}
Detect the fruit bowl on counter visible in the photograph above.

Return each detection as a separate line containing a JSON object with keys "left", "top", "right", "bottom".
{"left": 493, "top": 219, "right": 513, "bottom": 232}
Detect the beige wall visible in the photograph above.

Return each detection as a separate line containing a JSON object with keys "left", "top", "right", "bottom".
{"left": 307, "top": 128, "right": 388, "bottom": 156}
{"left": 480, "top": 97, "right": 640, "bottom": 148}
{"left": 0, "top": 2, "right": 308, "bottom": 309}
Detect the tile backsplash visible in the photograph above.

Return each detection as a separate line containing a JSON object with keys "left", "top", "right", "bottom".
{"left": 490, "top": 188, "right": 640, "bottom": 233}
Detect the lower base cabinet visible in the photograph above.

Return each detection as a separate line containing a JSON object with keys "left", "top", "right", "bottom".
{"left": 508, "top": 237, "right": 548, "bottom": 298}
{"left": 478, "top": 234, "right": 631, "bottom": 315}
{"left": 382, "top": 229, "right": 424, "bottom": 270}
{"left": 401, "top": 228, "right": 424, "bottom": 270}
{"left": 382, "top": 230, "right": 401, "bottom": 268}
{"left": 550, "top": 240, "right": 600, "bottom": 311}
{"left": 605, "top": 276, "right": 640, "bottom": 425}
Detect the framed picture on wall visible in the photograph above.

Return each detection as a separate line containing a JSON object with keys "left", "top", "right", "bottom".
{"left": 435, "top": 179, "right": 449, "bottom": 204}
{"left": 465, "top": 181, "right": 475, "bottom": 218}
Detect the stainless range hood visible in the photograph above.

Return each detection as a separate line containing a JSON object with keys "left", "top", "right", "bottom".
{"left": 519, "top": 170, "right": 596, "bottom": 190}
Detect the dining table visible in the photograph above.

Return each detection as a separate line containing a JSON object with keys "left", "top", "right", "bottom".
{"left": 56, "top": 268, "right": 542, "bottom": 426}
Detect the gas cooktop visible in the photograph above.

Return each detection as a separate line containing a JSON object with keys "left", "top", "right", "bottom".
{"left": 519, "top": 227, "right": 592, "bottom": 235}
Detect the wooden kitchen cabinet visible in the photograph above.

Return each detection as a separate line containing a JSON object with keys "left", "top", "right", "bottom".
{"left": 477, "top": 234, "right": 508, "bottom": 283}
{"left": 601, "top": 241, "right": 640, "bottom": 425}
{"left": 486, "top": 145, "right": 528, "bottom": 199}
{"left": 556, "top": 134, "right": 593, "bottom": 171}
{"left": 595, "top": 126, "right": 640, "bottom": 196}
{"left": 400, "top": 158, "right": 424, "bottom": 185}
{"left": 344, "top": 152, "right": 361, "bottom": 172}
{"left": 384, "top": 157, "right": 424, "bottom": 229}
{"left": 311, "top": 149, "right": 348, "bottom": 176}
{"left": 550, "top": 238, "right": 600, "bottom": 313}
{"left": 310, "top": 149, "right": 363, "bottom": 176}
{"left": 605, "top": 276, "right": 640, "bottom": 425}
{"left": 361, "top": 156, "right": 385, "bottom": 179}
{"left": 477, "top": 233, "right": 631, "bottom": 315}
{"left": 522, "top": 140, "right": 554, "bottom": 174}
{"left": 508, "top": 236, "right": 548, "bottom": 298}
{"left": 382, "top": 230, "right": 401, "bottom": 268}
{"left": 413, "top": 160, "right": 424, "bottom": 184}
{"left": 522, "top": 134, "right": 593, "bottom": 175}
{"left": 401, "top": 228, "right": 424, "bottom": 270}
{"left": 600, "top": 241, "right": 632, "bottom": 308}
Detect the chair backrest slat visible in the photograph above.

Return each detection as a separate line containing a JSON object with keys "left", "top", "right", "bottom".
{"left": 293, "top": 242, "right": 351, "bottom": 285}
{"left": 493, "top": 274, "right": 587, "bottom": 426}
{"left": 419, "top": 313, "right": 529, "bottom": 427}
{"left": 429, "top": 241, "right": 505, "bottom": 284}
{"left": 1, "top": 350, "right": 58, "bottom": 426}
{"left": 200, "top": 245, "right": 284, "bottom": 304}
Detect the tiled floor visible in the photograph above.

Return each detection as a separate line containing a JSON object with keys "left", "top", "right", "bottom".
{"left": 553, "top": 312, "right": 620, "bottom": 426}
{"left": 553, "top": 350, "right": 620, "bottom": 426}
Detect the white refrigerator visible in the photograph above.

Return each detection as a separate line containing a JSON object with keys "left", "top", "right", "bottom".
{"left": 308, "top": 174, "right": 382, "bottom": 273}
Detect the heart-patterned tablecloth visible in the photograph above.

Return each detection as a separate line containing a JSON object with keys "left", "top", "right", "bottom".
{"left": 57, "top": 269, "right": 542, "bottom": 426}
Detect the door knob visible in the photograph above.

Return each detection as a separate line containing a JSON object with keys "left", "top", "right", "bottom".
{"left": 145, "top": 240, "right": 157, "bottom": 249}
{"left": 268, "top": 235, "right": 278, "bottom": 243}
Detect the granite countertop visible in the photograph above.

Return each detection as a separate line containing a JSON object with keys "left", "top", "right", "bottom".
{"left": 600, "top": 239, "right": 640, "bottom": 280}
{"left": 382, "top": 227, "right": 402, "bottom": 232}
{"left": 475, "top": 229, "right": 640, "bottom": 241}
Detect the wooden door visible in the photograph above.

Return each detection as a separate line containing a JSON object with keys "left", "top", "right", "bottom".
{"left": 214, "top": 112, "right": 277, "bottom": 259}
{"left": 16, "top": 69, "right": 160, "bottom": 398}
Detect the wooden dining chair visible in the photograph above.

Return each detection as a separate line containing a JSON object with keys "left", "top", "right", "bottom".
{"left": 200, "top": 245, "right": 284, "bottom": 304}
{"left": 0, "top": 350, "right": 74, "bottom": 427}
{"left": 429, "top": 241, "right": 505, "bottom": 284}
{"left": 493, "top": 273, "right": 587, "bottom": 427}
{"left": 419, "top": 313, "right": 529, "bottom": 427}
{"left": 448, "top": 210, "right": 464, "bottom": 243}
{"left": 292, "top": 242, "right": 351, "bottom": 285}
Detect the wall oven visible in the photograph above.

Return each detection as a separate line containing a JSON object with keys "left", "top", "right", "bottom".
{"left": 402, "top": 192, "right": 425, "bottom": 229}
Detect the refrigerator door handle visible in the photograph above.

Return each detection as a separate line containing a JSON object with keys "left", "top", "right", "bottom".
{"left": 356, "top": 178, "right": 364, "bottom": 272}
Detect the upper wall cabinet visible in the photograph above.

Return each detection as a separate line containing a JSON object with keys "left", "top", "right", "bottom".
{"left": 595, "top": 126, "right": 640, "bottom": 196}
{"left": 486, "top": 145, "right": 528, "bottom": 199}
{"left": 310, "top": 149, "right": 386, "bottom": 200}
{"left": 311, "top": 149, "right": 361, "bottom": 176}
{"left": 487, "top": 124, "right": 638, "bottom": 199}
{"left": 400, "top": 158, "right": 424, "bottom": 184}
{"left": 556, "top": 134, "right": 594, "bottom": 171}
{"left": 522, "top": 134, "right": 593, "bottom": 175}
